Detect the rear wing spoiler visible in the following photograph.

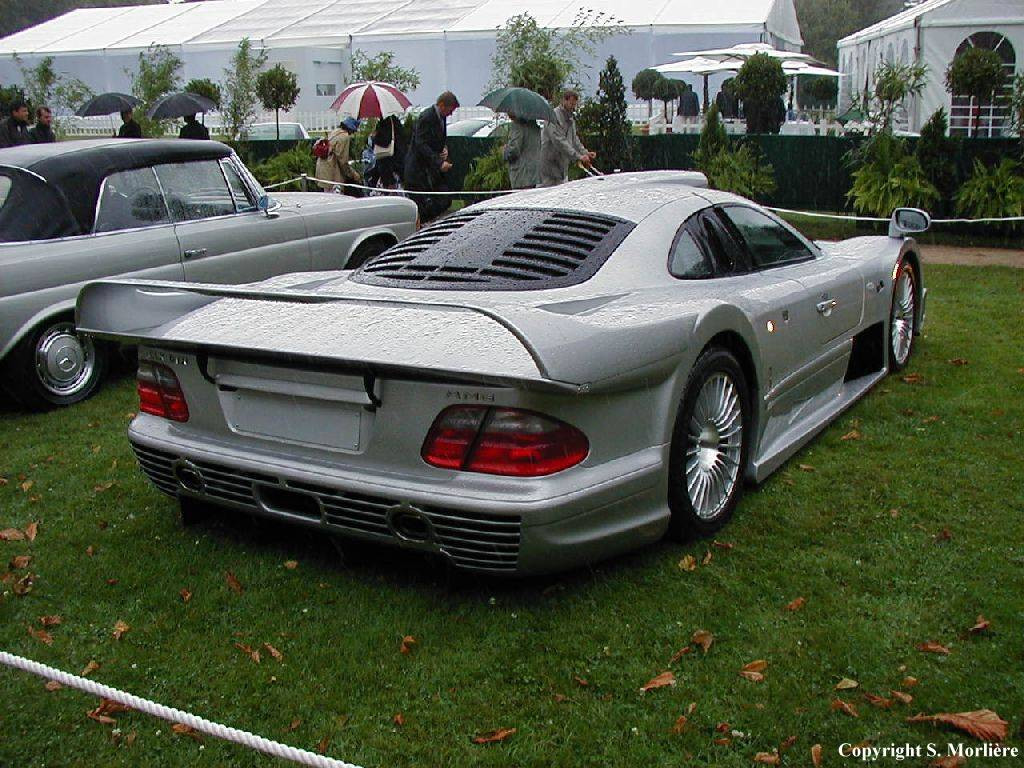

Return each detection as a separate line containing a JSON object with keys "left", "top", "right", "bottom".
{"left": 76, "top": 279, "right": 584, "bottom": 394}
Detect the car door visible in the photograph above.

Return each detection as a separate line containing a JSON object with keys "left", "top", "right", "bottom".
{"left": 153, "top": 158, "right": 310, "bottom": 284}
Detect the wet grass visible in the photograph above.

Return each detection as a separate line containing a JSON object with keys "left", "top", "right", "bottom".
{"left": 1, "top": 264, "right": 1022, "bottom": 767}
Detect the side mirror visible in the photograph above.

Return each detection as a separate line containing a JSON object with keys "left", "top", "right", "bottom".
{"left": 257, "top": 195, "right": 281, "bottom": 219}
{"left": 889, "top": 208, "right": 930, "bottom": 238}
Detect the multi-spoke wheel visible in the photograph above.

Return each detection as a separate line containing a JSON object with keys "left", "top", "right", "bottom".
{"left": 889, "top": 262, "right": 917, "bottom": 371}
{"left": 2, "top": 318, "right": 108, "bottom": 409}
{"left": 667, "top": 348, "right": 751, "bottom": 539}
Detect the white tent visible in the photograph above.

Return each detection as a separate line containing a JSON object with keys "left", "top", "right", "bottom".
{"left": 0, "top": 0, "right": 802, "bottom": 112}
{"left": 837, "top": 0, "right": 1023, "bottom": 135}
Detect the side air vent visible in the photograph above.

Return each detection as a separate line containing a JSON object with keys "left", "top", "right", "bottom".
{"left": 353, "top": 208, "right": 633, "bottom": 290}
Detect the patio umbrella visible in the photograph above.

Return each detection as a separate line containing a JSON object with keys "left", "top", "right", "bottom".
{"left": 655, "top": 57, "right": 743, "bottom": 112}
{"left": 330, "top": 81, "right": 411, "bottom": 118}
{"left": 75, "top": 92, "right": 139, "bottom": 117}
{"left": 477, "top": 87, "right": 555, "bottom": 121}
{"left": 671, "top": 43, "right": 821, "bottom": 65}
{"left": 147, "top": 91, "right": 216, "bottom": 120}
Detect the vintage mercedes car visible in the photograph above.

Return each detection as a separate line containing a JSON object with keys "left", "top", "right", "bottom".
{"left": 0, "top": 139, "right": 417, "bottom": 408}
{"left": 77, "top": 172, "right": 928, "bottom": 575}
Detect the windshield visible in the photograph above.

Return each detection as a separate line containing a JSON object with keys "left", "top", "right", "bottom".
{"left": 248, "top": 123, "right": 304, "bottom": 140}
{"left": 447, "top": 119, "right": 491, "bottom": 137}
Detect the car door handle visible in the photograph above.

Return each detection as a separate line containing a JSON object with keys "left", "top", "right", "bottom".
{"left": 183, "top": 248, "right": 207, "bottom": 259}
{"left": 816, "top": 298, "right": 838, "bottom": 316}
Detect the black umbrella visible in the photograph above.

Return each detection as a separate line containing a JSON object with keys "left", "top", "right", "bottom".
{"left": 147, "top": 92, "right": 217, "bottom": 120}
{"left": 76, "top": 92, "right": 140, "bottom": 117}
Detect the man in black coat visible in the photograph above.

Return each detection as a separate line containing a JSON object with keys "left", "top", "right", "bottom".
{"left": 404, "top": 91, "right": 458, "bottom": 223}
{"left": 179, "top": 114, "right": 210, "bottom": 140}
{"left": 117, "top": 109, "right": 143, "bottom": 139}
{"left": 0, "top": 100, "right": 31, "bottom": 148}
{"left": 28, "top": 106, "right": 56, "bottom": 143}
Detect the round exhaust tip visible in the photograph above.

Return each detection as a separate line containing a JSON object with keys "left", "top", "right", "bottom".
{"left": 387, "top": 506, "right": 432, "bottom": 543}
{"left": 172, "top": 460, "right": 205, "bottom": 494}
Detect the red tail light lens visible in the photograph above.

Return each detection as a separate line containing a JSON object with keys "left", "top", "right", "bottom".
{"left": 421, "top": 406, "right": 588, "bottom": 477}
{"left": 137, "top": 362, "right": 189, "bottom": 422}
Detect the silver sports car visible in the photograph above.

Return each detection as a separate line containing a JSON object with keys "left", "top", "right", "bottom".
{"left": 77, "top": 172, "right": 928, "bottom": 575}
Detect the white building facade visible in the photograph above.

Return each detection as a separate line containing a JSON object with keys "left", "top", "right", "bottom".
{"left": 0, "top": 0, "right": 802, "bottom": 114}
{"left": 837, "top": 0, "right": 1023, "bottom": 135}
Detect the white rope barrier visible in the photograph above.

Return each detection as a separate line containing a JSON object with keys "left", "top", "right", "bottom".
{"left": 263, "top": 174, "right": 1024, "bottom": 225}
{"left": 0, "top": 651, "right": 362, "bottom": 768}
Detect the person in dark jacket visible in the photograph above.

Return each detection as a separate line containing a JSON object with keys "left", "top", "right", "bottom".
{"left": 366, "top": 114, "right": 406, "bottom": 189}
{"left": 178, "top": 114, "right": 210, "bottom": 140}
{"left": 28, "top": 106, "right": 56, "bottom": 143}
{"left": 0, "top": 100, "right": 31, "bottom": 148}
{"left": 677, "top": 85, "right": 700, "bottom": 118}
{"left": 117, "top": 109, "right": 142, "bottom": 139}
{"left": 404, "top": 91, "right": 458, "bottom": 223}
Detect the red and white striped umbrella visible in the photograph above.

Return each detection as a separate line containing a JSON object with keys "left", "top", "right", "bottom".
{"left": 330, "top": 81, "right": 411, "bottom": 118}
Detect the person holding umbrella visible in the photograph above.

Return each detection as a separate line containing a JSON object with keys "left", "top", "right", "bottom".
{"left": 540, "top": 89, "right": 595, "bottom": 187}
{"left": 179, "top": 114, "right": 210, "bottom": 140}
{"left": 117, "top": 108, "right": 142, "bottom": 139}
{"left": 478, "top": 86, "right": 555, "bottom": 190}
{"left": 316, "top": 116, "right": 362, "bottom": 195}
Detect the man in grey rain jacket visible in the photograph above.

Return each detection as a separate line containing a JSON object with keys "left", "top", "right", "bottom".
{"left": 504, "top": 115, "right": 541, "bottom": 189}
{"left": 539, "top": 90, "right": 596, "bottom": 187}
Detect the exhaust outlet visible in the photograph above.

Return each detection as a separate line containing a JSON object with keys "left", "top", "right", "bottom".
{"left": 172, "top": 460, "right": 205, "bottom": 494}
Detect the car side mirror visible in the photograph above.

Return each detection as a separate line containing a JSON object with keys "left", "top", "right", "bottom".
{"left": 889, "top": 208, "right": 930, "bottom": 238}
{"left": 257, "top": 195, "right": 281, "bottom": 219}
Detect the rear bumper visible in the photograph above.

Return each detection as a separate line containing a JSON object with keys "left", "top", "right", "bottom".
{"left": 127, "top": 422, "right": 669, "bottom": 576}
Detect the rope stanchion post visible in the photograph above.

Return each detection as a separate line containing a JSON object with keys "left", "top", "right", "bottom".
{"left": 0, "top": 651, "right": 362, "bottom": 768}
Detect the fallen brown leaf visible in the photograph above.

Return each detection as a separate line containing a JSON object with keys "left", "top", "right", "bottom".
{"left": 930, "top": 757, "right": 965, "bottom": 768}
{"left": 24, "top": 522, "right": 38, "bottom": 541}
{"left": 692, "top": 629, "right": 714, "bottom": 654}
{"left": 85, "top": 545, "right": 95, "bottom": 557}
{"left": 798, "top": 464, "right": 815, "bottom": 472}
{"left": 831, "top": 698, "right": 859, "bottom": 718}
{"left": 840, "top": 429, "right": 862, "bottom": 441}
{"left": 739, "top": 660, "right": 767, "bottom": 682}
{"left": 785, "top": 596, "right": 806, "bottom": 612}
{"left": 712, "top": 540, "right": 734, "bottom": 550}
{"left": 713, "top": 737, "right": 731, "bottom": 746}
{"left": 263, "top": 643, "right": 283, "bottom": 662}
{"left": 27, "top": 624, "right": 53, "bottom": 646}
{"left": 172, "top": 723, "right": 202, "bottom": 742}
{"left": 316, "top": 732, "right": 332, "bottom": 754}
{"left": 907, "top": 709, "right": 1008, "bottom": 742}
{"left": 890, "top": 690, "right": 913, "bottom": 705}
{"left": 753, "top": 751, "right": 780, "bottom": 765}
{"left": 44, "top": 680, "right": 63, "bottom": 692}
{"left": 283, "top": 560, "right": 299, "bottom": 570}
{"left": 20, "top": 480, "right": 33, "bottom": 493}
{"left": 835, "top": 677, "right": 858, "bottom": 690}
{"left": 1, "top": 528, "right": 26, "bottom": 542}
{"left": 968, "top": 615, "right": 991, "bottom": 634}
{"left": 948, "top": 358, "right": 968, "bottom": 367}
{"left": 670, "top": 715, "right": 689, "bottom": 734}
{"left": 8, "top": 555, "right": 31, "bottom": 569}
{"left": 901, "top": 373, "right": 924, "bottom": 385}
{"left": 640, "top": 671, "right": 676, "bottom": 692}
{"left": 669, "top": 646, "right": 693, "bottom": 663}
{"left": 87, "top": 699, "right": 129, "bottom": 725}
{"left": 112, "top": 620, "right": 130, "bottom": 640}
{"left": 779, "top": 735, "right": 797, "bottom": 752}
{"left": 573, "top": 675, "right": 589, "bottom": 687}
{"left": 81, "top": 660, "right": 100, "bottom": 677}
{"left": 13, "top": 571, "right": 34, "bottom": 595}
{"left": 934, "top": 528, "right": 953, "bottom": 542}
{"left": 864, "top": 692, "right": 894, "bottom": 709}
{"left": 677, "top": 554, "right": 697, "bottom": 572}
{"left": 234, "top": 643, "right": 260, "bottom": 663}
{"left": 715, "top": 722, "right": 731, "bottom": 733}
{"left": 916, "top": 641, "right": 951, "bottom": 655}
{"left": 811, "top": 743, "right": 823, "bottom": 768}
{"left": 179, "top": 588, "right": 192, "bottom": 603}
{"left": 39, "top": 615, "right": 62, "bottom": 627}
{"left": 902, "top": 676, "right": 918, "bottom": 688}
{"left": 400, "top": 635, "right": 417, "bottom": 655}
{"left": 472, "top": 727, "right": 516, "bottom": 744}
{"left": 284, "top": 718, "right": 301, "bottom": 732}
{"left": 393, "top": 713, "right": 405, "bottom": 727}
{"left": 224, "top": 571, "right": 243, "bottom": 594}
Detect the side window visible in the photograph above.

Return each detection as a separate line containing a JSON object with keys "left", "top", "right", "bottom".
{"left": 221, "top": 160, "right": 257, "bottom": 213}
{"left": 694, "top": 210, "right": 747, "bottom": 275}
{"left": 719, "top": 206, "right": 814, "bottom": 269}
{"left": 153, "top": 160, "right": 236, "bottom": 223}
{"left": 668, "top": 228, "right": 713, "bottom": 279}
{"left": 94, "top": 168, "right": 169, "bottom": 233}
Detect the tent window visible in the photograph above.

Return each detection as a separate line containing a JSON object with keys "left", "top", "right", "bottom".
{"left": 949, "top": 32, "right": 1016, "bottom": 137}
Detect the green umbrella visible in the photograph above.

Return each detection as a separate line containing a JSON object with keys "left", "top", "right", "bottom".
{"left": 478, "top": 87, "right": 555, "bottom": 121}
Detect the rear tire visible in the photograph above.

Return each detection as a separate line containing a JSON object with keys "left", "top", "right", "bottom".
{"left": 888, "top": 261, "right": 917, "bottom": 371}
{"left": 346, "top": 237, "right": 394, "bottom": 269}
{"left": 666, "top": 348, "right": 751, "bottom": 540}
{"left": 2, "top": 318, "right": 108, "bottom": 410}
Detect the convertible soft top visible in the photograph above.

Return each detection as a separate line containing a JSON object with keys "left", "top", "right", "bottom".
{"left": 0, "top": 139, "right": 231, "bottom": 237}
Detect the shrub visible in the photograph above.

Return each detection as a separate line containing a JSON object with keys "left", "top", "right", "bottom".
{"left": 914, "top": 108, "right": 958, "bottom": 214}
{"left": 847, "top": 132, "right": 938, "bottom": 217}
{"left": 704, "top": 143, "right": 776, "bottom": 200}
{"left": 249, "top": 145, "right": 316, "bottom": 191}
{"left": 732, "top": 53, "right": 787, "bottom": 134}
{"left": 954, "top": 159, "right": 1024, "bottom": 224}
{"left": 464, "top": 143, "right": 510, "bottom": 192}
{"left": 585, "top": 56, "right": 632, "bottom": 172}
{"left": 694, "top": 104, "right": 728, "bottom": 171}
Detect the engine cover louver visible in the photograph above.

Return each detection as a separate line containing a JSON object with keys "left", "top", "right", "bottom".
{"left": 353, "top": 208, "right": 634, "bottom": 290}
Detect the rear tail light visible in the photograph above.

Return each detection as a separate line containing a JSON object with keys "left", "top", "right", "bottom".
{"left": 421, "top": 406, "right": 588, "bottom": 477}
{"left": 137, "top": 362, "right": 189, "bottom": 422}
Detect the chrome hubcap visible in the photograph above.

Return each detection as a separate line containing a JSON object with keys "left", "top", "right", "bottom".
{"left": 685, "top": 373, "right": 743, "bottom": 520}
{"left": 34, "top": 322, "right": 95, "bottom": 397}
{"left": 891, "top": 268, "right": 915, "bottom": 366}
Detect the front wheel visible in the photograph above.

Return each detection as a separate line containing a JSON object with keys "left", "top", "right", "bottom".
{"left": 2, "top": 319, "right": 108, "bottom": 409}
{"left": 889, "top": 261, "right": 917, "bottom": 371}
{"left": 666, "top": 348, "right": 751, "bottom": 540}
{"left": 346, "top": 237, "right": 394, "bottom": 269}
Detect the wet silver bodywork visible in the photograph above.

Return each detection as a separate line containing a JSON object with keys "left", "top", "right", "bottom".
{"left": 77, "top": 172, "right": 926, "bottom": 575}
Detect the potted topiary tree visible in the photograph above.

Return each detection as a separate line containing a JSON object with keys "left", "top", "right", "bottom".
{"left": 945, "top": 47, "right": 1007, "bottom": 137}
{"left": 731, "top": 53, "right": 787, "bottom": 134}
{"left": 631, "top": 68, "right": 661, "bottom": 119}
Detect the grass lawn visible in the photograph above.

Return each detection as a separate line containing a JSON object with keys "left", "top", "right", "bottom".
{"left": 1, "top": 264, "right": 1022, "bottom": 767}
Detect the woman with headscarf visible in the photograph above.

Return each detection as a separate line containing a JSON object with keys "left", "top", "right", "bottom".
{"left": 316, "top": 116, "right": 362, "bottom": 194}
{"left": 367, "top": 114, "right": 406, "bottom": 189}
